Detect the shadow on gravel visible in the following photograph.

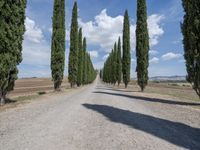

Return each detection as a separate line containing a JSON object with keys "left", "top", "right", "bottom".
{"left": 95, "top": 87, "right": 137, "bottom": 93}
{"left": 93, "top": 91, "right": 200, "bottom": 106}
{"left": 83, "top": 104, "right": 200, "bottom": 149}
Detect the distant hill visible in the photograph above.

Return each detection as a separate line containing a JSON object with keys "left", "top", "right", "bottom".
{"left": 149, "top": 76, "right": 186, "bottom": 81}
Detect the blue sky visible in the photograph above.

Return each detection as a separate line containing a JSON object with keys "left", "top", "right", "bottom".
{"left": 19, "top": 0, "right": 186, "bottom": 78}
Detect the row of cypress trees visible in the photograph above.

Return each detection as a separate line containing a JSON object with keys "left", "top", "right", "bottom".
{"left": 102, "top": 38, "right": 122, "bottom": 86}
{"left": 101, "top": 10, "right": 131, "bottom": 88}
{"left": 67, "top": 2, "right": 96, "bottom": 88}
{"left": 101, "top": 0, "right": 149, "bottom": 91}
{"left": 102, "top": 0, "right": 149, "bottom": 92}
{"left": 51, "top": 1, "right": 96, "bottom": 90}
{"left": 0, "top": 1, "right": 27, "bottom": 105}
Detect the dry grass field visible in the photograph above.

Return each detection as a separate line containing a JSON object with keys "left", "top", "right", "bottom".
{"left": 7, "top": 77, "right": 69, "bottom": 98}
{"left": 127, "top": 80, "right": 199, "bottom": 102}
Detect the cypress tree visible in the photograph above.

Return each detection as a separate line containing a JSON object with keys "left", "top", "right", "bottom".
{"left": 68, "top": 2, "right": 78, "bottom": 88}
{"left": 122, "top": 10, "right": 131, "bottom": 88}
{"left": 113, "top": 43, "right": 118, "bottom": 85}
{"left": 181, "top": 0, "right": 200, "bottom": 98}
{"left": 86, "top": 53, "right": 90, "bottom": 84}
{"left": 77, "top": 28, "right": 83, "bottom": 87}
{"left": 136, "top": 0, "right": 149, "bottom": 92}
{"left": 82, "top": 37, "right": 87, "bottom": 84}
{"left": 110, "top": 49, "right": 114, "bottom": 84}
{"left": 0, "top": 1, "right": 27, "bottom": 105}
{"left": 117, "top": 37, "right": 122, "bottom": 86}
{"left": 51, "top": 0, "right": 65, "bottom": 91}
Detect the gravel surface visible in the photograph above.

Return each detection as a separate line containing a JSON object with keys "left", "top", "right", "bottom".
{"left": 0, "top": 77, "right": 200, "bottom": 150}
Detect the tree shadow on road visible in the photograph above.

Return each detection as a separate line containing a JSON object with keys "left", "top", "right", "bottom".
{"left": 83, "top": 104, "right": 200, "bottom": 149}
{"left": 93, "top": 91, "right": 200, "bottom": 106}
{"left": 95, "top": 87, "right": 138, "bottom": 93}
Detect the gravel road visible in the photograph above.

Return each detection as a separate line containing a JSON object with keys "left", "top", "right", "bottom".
{"left": 0, "top": 77, "right": 200, "bottom": 150}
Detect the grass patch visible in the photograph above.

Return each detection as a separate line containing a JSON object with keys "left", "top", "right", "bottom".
{"left": 14, "top": 95, "right": 39, "bottom": 102}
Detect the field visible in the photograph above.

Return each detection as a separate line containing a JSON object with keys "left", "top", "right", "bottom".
{"left": 118, "top": 80, "right": 199, "bottom": 102}
{"left": 7, "top": 77, "right": 69, "bottom": 98}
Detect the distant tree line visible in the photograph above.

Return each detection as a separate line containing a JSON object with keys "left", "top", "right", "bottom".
{"left": 102, "top": 38, "right": 122, "bottom": 86}
{"left": 101, "top": 0, "right": 149, "bottom": 92}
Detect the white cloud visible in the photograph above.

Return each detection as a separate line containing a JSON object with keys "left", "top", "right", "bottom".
{"left": 149, "top": 50, "right": 159, "bottom": 55}
{"left": 79, "top": 9, "right": 123, "bottom": 51}
{"left": 79, "top": 9, "right": 164, "bottom": 52}
{"left": 150, "top": 57, "right": 159, "bottom": 64}
{"left": 161, "top": 52, "right": 182, "bottom": 61}
{"left": 25, "top": 17, "right": 44, "bottom": 43}
{"left": 89, "top": 50, "right": 99, "bottom": 58}
{"left": 148, "top": 14, "right": 165, "bottom": 46}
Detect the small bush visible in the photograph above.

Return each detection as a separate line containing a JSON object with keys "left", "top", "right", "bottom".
{"left": 37, "top": 91, "right": 46, "bottom": 95}
{"left": 168, "top": 83, "right": 179, "bottom": 86}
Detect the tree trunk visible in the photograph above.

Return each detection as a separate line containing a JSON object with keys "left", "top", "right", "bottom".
{"left": 141, "top": 86, "right": 144, "bottom": 92}
{"left": 70, "top": 83, "right": 73, "bottom": 88}
{"left": 125, "top": 84, "right": 127, "bottom": 88}
{"left": 0, "top": 92, "right": 6, "bottom": 106}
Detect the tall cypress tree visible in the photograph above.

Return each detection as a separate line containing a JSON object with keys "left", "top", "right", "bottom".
{"left": 82, "top": 37, "right": 87, "bottom": 84}
{"left": 77, "top": 28, "right": 83, "bottom": 87}
{"left": 113, "top": 43, "right": 118, "bottom": 84}
{"left": 136, "top": 0, "right": 149, "bottom": 92}
{"left": 122, "top": 10, "right": 131, "bottom": 88}
{"left": 51, "top": 0, "right": 65, "bottom": 91}
{"left": 0, "top": 1, "right": 27, "bottom": 105}
{"left": 181, "top": 0, "right": 200, "bottom": 98}
{"left": 117, "top": 37, "right": 122, "bottom": 86}
{"left": 68, "top": 2, "right": 78, "bottom": 88}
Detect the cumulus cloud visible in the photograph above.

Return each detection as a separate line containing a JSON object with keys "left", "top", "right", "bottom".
{"left": 149, "top": 57, "right": 159, "bottom": 64}
{"left": 25, "top": 17, "right": 44, "bottom": 43}
{"left": 89, "top": 50, "right": 99, "bottom": 58}
{"left": 161, "top": 52, "right": 182, "bottom": 61}
{"left": 78, "top": 9, "right": 164, "bottom": 52}
{"left": 148, "top": 14, "right": 165, "bottom": 46}
{"left": 79, "top": 9, "right": 123, "bottom": 51}
{"left": 22, "top": 17, "right": 50, "bottom": 67}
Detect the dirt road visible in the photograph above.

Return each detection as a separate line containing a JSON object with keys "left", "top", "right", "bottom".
{"left": 0, "top": 77, "right": 200, "bottom": 150}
